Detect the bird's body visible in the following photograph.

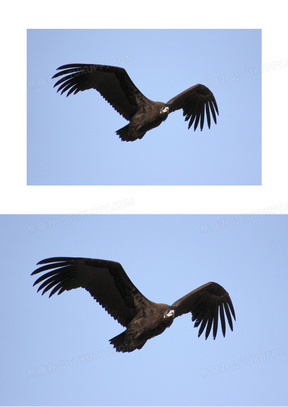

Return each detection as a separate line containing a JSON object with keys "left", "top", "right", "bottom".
{"left": 111, "top": 303, "right": 174, "bottom": 352}
{"left": 116, "top": 101, "right": 169, "bottom": 141}
{"left": 32, "top": 257, "right": 235, "bottom": 352}
{"left": 52, "top": 64, "right": 219, "bottom": 141}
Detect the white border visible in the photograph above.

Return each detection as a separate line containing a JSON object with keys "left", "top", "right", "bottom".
{"left": 1, "top": 1, "right": 288, "bottom": 214}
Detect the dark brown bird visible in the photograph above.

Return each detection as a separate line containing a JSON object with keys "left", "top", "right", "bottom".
{"left": 32, "top": 257, "right": 235, "bottom": 352}
{"left": 52, "top": 64, "right": 219, "bottom": 142}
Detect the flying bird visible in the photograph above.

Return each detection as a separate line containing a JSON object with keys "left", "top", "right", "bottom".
{"left": 32, "top": 256, "right": 235, "bottom": 353}
{"left": 52, "top": 64, "right": 219, "bottom": 142}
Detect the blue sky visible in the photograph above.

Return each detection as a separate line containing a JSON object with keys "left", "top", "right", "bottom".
{"left": 27, "top": 29, "right": 261, "bottom": 185}
{"left": 1, "top": 214, "right": 288, "bottom": 406}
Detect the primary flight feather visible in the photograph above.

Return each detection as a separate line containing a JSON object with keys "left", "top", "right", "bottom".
{"left": 52, "top": 64, "right": 219, "bottom": 142}
{"left": 32, "top": 256, "right": 235, "bottom": 353}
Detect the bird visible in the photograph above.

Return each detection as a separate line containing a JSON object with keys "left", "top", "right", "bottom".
{"left": 52, "top": 64, "right": 219, "bottom": 142}
{"left": 31, "top": 256, "right": 235, "bottom": 353}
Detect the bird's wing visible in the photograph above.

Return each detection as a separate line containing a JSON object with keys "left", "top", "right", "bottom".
{"left": 31, "top": 257, "right": 151, "bottom": 327}
{"left": 166, "top": 84, "right": 219, "bottom": 131}
{"left": 171, "top": 282, "right": 235, "bottom": 339}
{"left": 52, "top": 64, "right": 150, "bottom": 121}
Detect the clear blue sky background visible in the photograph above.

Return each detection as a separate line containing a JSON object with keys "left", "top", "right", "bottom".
{"left": 1, "top": 214, "right": 288, "bottom": 406}
{"left": 27, "top": 29, "right": 261, "bottom": 185}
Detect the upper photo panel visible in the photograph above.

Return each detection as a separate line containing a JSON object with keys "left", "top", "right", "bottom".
{"left": 27, "top": 29, "right": 261, "bottom": 185}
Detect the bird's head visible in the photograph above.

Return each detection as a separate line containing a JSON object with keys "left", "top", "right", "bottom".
{"left": 160, "top": 106, "right": 169, "bottom": 119}
{"left": 163, "top": 308, "right": 175, "bottom": 326}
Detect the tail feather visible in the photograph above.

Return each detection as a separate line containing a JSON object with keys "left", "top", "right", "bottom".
{"left": 109, "top": 332, "right": 126, "bottom": 352}
{"left": 116, "top": 125, "right": 146, "bottom": 142}
{"left": 109, "top": 331, "right": 146, "bottom": 353}
{"left": 116, "top": 125, "right": 132, "bottom": 142}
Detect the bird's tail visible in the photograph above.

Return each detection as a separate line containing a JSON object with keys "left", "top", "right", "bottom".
{"left": 116, "top": 125, "right": 132, "bottom": 142}
{"left": 109, "top": 331, "right": 145, "bottom": 353}
{"left": 110, "top": 331, "right": 132, "bottom": 352}
{"left": 116, "top": 125, "right": 145, "bottom": 142}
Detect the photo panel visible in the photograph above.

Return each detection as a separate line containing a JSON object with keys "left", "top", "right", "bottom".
{"left": 1, "top": 214, "right": 288, "bottom": 405}
{"left": 27, "top": 29, "right": 261, "bottom": 185}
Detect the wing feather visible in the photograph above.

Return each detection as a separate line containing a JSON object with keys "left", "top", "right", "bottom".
{"left": 31, "top": 257, "right": 151, "bottom": 327}
{"left": 171, "top": 282, "right": 235, "bottom": 339}
{"left": 209, "top": 99, "right": 218, "bottom": 123}
{"left": 167, "top": 84, "right": 219, "bottom": 131}
{"left": 219, "top": 303, "right": 226, "bottom": 337}
{"left": 212, "top": 301, "right": 219, "bottom": 339}
{"left": 52, "top": 64, "right": 150, "bottom": 120}
{"left": 205, "top": 102, "right": 211, "bottom": 129}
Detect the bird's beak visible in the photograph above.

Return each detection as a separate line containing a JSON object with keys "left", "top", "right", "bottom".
{"left": 167, "top": 310, "right": 175, "bottom": 317}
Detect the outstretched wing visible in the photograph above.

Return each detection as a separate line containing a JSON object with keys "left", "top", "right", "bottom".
{"left": 31, "top": 257, "right": 151, "bottom": 327}
{"left": 167, "top": 84, "right": 219, "bottom": 131}
{"left": 171, "top": 282, "right": 235, "bottom": 339}
{"left": 52, "top": 64, "right": 150, "bottom": 120}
